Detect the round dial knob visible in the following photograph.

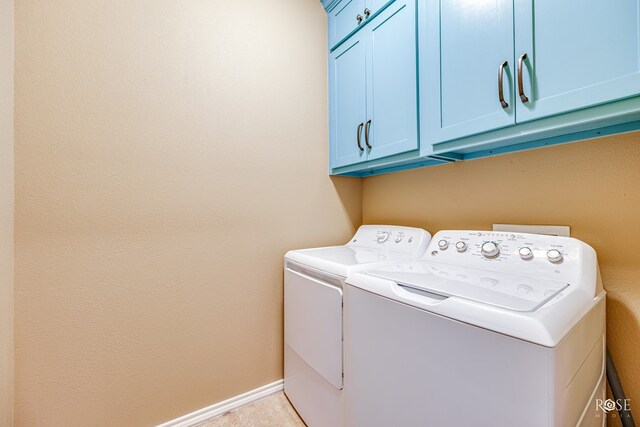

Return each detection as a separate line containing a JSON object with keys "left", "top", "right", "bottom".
{"left": 438, "top": 240, "right": 449, "bottom": 250}
{"left": 547, "top": 249, "right": 563, "bottom": 263}
{"left": 376, "top": 231, "right": 390, "bottom": 243}
{"left": 481, "top": 242, "right": 500, "bottom": 258}
{"left": 518, "top": 247, "right": 534, "bottom": 260}
{"left": 455, "top": 241, "right": 467, "bottom": 252}
{"left": 395, "top": 235, "right": 403, "bottom": 243}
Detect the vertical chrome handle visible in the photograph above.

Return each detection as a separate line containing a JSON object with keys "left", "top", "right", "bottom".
{"left": 356, "top": 122, "right": 364, "bottom": 152}
{"left": 364, "top": 120, "right": 372, "bottom": 149}
{"left": 498, "top": 61, "right": 509, "bottom": 109}
{"left": 356, "top": 14, "right": 363, "bottom": 24}
{"left": 518, "top": 53, "right": 529, "bottom": 103}
{"left": 364, "top": 8, "right": 371, "bottom": 18}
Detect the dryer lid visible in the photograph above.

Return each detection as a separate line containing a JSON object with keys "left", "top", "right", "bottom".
{"left": 285, "top": 225, "right": 431, "bottom": 276}
{"left": 286, "top": 246, "right": 411, "bottom": 277}
{"left": 366, "top": 261, "right": 569, "bottom": 312}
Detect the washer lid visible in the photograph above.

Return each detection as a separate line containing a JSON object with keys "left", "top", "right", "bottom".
{"left": 366, "top": 261, "right": 569, "bottom": 312}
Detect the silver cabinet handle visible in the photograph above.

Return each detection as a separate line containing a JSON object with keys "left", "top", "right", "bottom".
{"left": 518, "top": 53, "right": 529, "bottom": 103}
{"left": 498, "top": 61, "right": 508, "bottom": 109}
{"left": 364, "top": 119, "right": 372, "bottom": 149}
{"left": 356, "top": 122, "right": 364, "bottom": 152}
{"left": 356, "top": 14, "right": 363, "bottom": 24}
{"left": 364, "top": 8, "right": 371, "bottom": 18}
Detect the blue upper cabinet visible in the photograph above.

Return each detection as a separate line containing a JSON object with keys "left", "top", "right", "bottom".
{"left": 328, "top": 0, "right": 365, "bottom": 50}
{"left": 514, "top": 0, "right": 640, "bottom": 123}
{"left": 424, "top": 0, "right": 640, "bottom": 148}
{"left": 323, "top": 0, "right": 640, "bottom": 176}
{"left": 423, "top": 0, "right": 516, "bottom": 145}
{"left": 366, "top": 1, "right": 418, "bottom": 161}
{"left": 329, "top": 34, "right": 367, "bottom": 168}
{"left": 326, "top": 0, "right": 395, "bottom": 50}
{"left": 329, "top": 0, "right": 418, "bottom": 170}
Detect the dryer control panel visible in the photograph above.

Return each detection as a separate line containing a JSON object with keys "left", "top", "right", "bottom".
{"left": 348, "top": 225, "right": 431, "bottom": 256}
{"left": 424, "top": 230, "right": 598, "bottom": 287}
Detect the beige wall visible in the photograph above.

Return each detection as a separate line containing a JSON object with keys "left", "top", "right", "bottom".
{"left": 13, "top": 0, "right": 639, "bottom": 425}
{"left": 0, "top": 0, "right": 13, "bottom": 427}
{"left": 14, "top": 0, "right": 360, "bottom": 425}
{"left": 0, "top": 0, "right": 14, "bottom": 424}
{"left": 363, "top": 132, "right": 640, "bottom": 412}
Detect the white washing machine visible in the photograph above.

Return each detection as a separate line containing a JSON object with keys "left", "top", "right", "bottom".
{"left": 345, "top": 230, "right": 606, "bottom": 427}
{"left": 284, "top": 225, "right": 431, "bottom": 427}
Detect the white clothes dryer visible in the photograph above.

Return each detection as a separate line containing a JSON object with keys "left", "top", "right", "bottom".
{"left": 284, "top": 225, "right": 431, "bottom": 427}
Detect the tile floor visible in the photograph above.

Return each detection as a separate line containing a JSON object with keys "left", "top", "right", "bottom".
{"left": 195, "top": 392, "right": 306, "bottom": 427}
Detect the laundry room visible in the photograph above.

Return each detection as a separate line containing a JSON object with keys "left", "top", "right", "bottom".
{"left": 0, "top": 0, "right": 638, "bottom": 426}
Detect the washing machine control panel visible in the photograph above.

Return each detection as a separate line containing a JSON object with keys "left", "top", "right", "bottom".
{"left": 349, "top": 225, "right": 431, "bottom": 256}
{"left": 424, "top": 230, "right": 595, "bottom": 284}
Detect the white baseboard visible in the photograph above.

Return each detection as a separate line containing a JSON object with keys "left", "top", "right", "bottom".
{"left": 156, "top": 379, "right": 284, "bottom": 427}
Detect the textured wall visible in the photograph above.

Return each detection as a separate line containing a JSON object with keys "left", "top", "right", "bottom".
{"left": 14, "top": 0, "right": 638, "bottom": 425}
{"left": 0, "top": 0, "right": 14, "bottom": 424}
{"left": 14, "top": 0, "right": 360, "bottom": 425}
{"left": 363, "top": 132, "right": 640, "bottom": 419}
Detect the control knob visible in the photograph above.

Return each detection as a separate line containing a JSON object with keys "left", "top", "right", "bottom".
{"left": 438, "top": 240, "right": 449, "bottom": 250}
{"left": 518, "top": 247, "right": 534, "bottom": 260}
{"left": 376, "top": 231, "right": 390, "bottom": 243}
{"left": 455, "top": 241, "right": 467, "bottom": 252}
{"left": 481, "top": 242, "right": 500, "bottom": 258}
{"left": 547, "top": 249, "right": 563, "bottom": 263}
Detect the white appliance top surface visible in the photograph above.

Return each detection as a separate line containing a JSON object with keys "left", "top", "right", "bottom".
{"left": 285, "top": 225, "right": 431, "bottom": 277}
{"left": 366, "top": 261, "right": 569, "bottom": 312}
{"left": 291, "top": 246, "right": 402, "bottom": 267}
{"left": 347, "top": 230, "right": 604, "bottom": 346}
